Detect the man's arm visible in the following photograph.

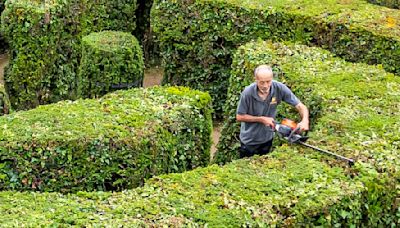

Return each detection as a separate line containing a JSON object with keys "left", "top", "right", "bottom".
{"left": 295, "top": 102, "right": 309, "bottom": 131}
{"left": 236, "top": 114, "right": 275, "bottom": 128}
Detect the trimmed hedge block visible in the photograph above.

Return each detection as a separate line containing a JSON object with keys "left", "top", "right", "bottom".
{"left": 215, "top": 40, "right": 400, "bottom": 224}
{"left": 1, "top": 0, "right": 138, "bottom": 110}
{"left": 0, "top": 151, "right": 366, "bottom": 226}
{"left": 78, "top": 31, "right": 144, "bottom": 98}
{"left": 0, "top": 86, "right": 212, "bottom": 192}
{"left": 368, "top": 0, "right": 399, "bottom": 9}
{"left": 151, "top": 0, "right": 400, "bottom": 115}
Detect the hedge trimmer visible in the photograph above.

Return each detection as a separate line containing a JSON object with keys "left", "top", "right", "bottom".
{"left": 275, "top": 119, "right": 355, "bottom": 165}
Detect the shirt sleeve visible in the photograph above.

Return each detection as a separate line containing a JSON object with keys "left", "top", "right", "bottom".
{"left": 281, "top": 84, "right": 300, "bottom": 107}
{"left": 236, "top": 93, "right": 249, "bottom": 115}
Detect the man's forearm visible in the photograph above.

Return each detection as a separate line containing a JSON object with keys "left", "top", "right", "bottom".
{"left": 295, "top": 103, "right": 309, "bottom": 123}
{"left": 236, "top": 114, "right": 264, "bottom": 123}
{"left": 236, "top": 114, "right": 275, "bottom": 127}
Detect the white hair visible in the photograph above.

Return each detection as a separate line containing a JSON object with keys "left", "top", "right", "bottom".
{"left": 254, "top": 65, "right": 273, "bottom": 77}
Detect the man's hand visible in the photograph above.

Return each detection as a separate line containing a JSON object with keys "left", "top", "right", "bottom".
{"left": 295, "top": 102, "right": 309, "bottom": 132}
{"left": 296, "top": 121, "right": 309, "bottom": 132}
{"left": 236, "top": 114, "right": 275, "bottom": 128}
{"left": 259, "top": 116, "right": 275, "bottom": 128}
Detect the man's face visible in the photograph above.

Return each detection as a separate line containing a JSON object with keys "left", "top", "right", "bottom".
{"left": 255, "top": 70, "right": 273, "bottom": 95}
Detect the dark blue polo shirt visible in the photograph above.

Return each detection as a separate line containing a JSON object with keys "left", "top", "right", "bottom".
{"left": 237, "top": 81, "right": 300, "bottom": 145}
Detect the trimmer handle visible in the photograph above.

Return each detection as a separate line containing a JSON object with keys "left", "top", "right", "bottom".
{"left": 288, "top": 126, "right": 309, "bottom": 143}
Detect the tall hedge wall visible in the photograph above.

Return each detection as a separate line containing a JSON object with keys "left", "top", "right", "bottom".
{"left": 0, "top": 151, "right": 371, "bottom": 226}
{"left": 0, "top": 0, "right": 138, "bottom": 110}
{"left": 215, "top": 40, "right": 400, "bottom": 224}
{"left": 151, "top": 0, "right": 400, "bottom": 115}
{"left": 368, "top": 0, "right": 399, "bottom": 9}
{"left": 78, "top": 31, "right": 144, "bottom": 98}
{"left": 0, "top": 86, "right": 212, "bottom": 192}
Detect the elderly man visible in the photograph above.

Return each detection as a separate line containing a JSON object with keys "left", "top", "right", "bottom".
{"left": 236, "top": 65, "right": 309, "bottom": 158}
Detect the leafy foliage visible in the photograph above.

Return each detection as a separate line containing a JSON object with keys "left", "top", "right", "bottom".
{"left": 78, "top": 31, "right": 144, "bottom": 98}
{"left": 151, "top": 0, "right": 400, "bottom": 116}
{"left": 0, "top": 86, "right": 213, "bottom": 192}
{"left": 215, "top": 40, "right": 400, "bottom": 225}
{"left": 1, "top": 0, "right": 138, "bottom": 110}
{"left": 0, "top": 151, "right": 366, "bottom": 226}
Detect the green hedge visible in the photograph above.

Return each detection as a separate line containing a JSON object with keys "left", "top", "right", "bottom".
{"left": 151, "top": 0, "right": 400, "bottom": 115}
{"left": 368, "top": 0, "right": 399, "bottom": 9}
{"left": 1, "top": 0, "right": 138, "bottom": 110}
{"left": 78, "top": 31, "right": 144, "bottom": 98}
{"left": 0, "top": 86, "right": 212, "bottom": 192}
{"left": 0, "top": 151, "right": 371, "bottom": 226}
{"left": 215, "top": 40, "right": 400, "bottom": 224}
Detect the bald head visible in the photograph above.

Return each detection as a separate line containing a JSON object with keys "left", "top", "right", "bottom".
{"left": 254, "top": 65, "right": 273, "bottom": 95}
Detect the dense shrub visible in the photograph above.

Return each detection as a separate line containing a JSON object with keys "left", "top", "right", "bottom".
{"left": 0, "top": 86, "right": 212, "bottom": 192}
{"left": 215, "top": 40, "right": 400, "bottom": 225}
{"left": 1, "top": 0, "right": 138, "bottom": 110}
{"left": 78, "top": 31, "right": 144, "bottom": 98}
{"left": 368, "top": 0, "right": 399, "bottom": 9}
{"left": 151, "top": 0, "right": 400, "bottom": 115}
{"left": 0, "top": 151, "right": 369, "bottom": 226}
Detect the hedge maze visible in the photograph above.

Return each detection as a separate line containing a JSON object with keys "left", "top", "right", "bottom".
{"left": 0, "top": 0, "right": 399, "bottom": 226}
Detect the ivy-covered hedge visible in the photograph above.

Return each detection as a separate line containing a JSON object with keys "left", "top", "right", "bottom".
{"left": 78, "top": 31, "right": 144, "bottom": 98}
{"left": 0, "top": 86, "right": 212, "bottom": 192}
{"left": 368, "top": 0, "right": 399, "bottom": 9}
{"left": 215, "top": 40, "right": 400, "bottom": 224}
{"left": 151, "top": 0, "right": 400, "bottom": 115}
{"left": 0, "top": 0, "right": 138, "bottom": 110}
{"left": 0, "top": 151, "right": 373, "bottom": 226}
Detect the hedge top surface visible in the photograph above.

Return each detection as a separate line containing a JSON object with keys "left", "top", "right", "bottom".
{"left": 0, "top": 150, "right": 363, "bottom": 226}
{"left": 226, "top": 40, "right": 400, "bottom": 172}
{"left": 0, "top": 86, "right": 211, "bottom": 143}
{"left": 203, "top": 0, "right": 400, "bottom": 39}
{"left": 82, "top": 31, "right": 140, "bottom": 53}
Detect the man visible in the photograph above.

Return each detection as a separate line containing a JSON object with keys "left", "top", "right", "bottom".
{"left": 236, "top": 65, "right": 309, "bottom": 158}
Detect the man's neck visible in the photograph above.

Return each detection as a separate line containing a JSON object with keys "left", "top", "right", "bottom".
{"left": 258, "top": 90, "right": 269, "bottom": 100}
